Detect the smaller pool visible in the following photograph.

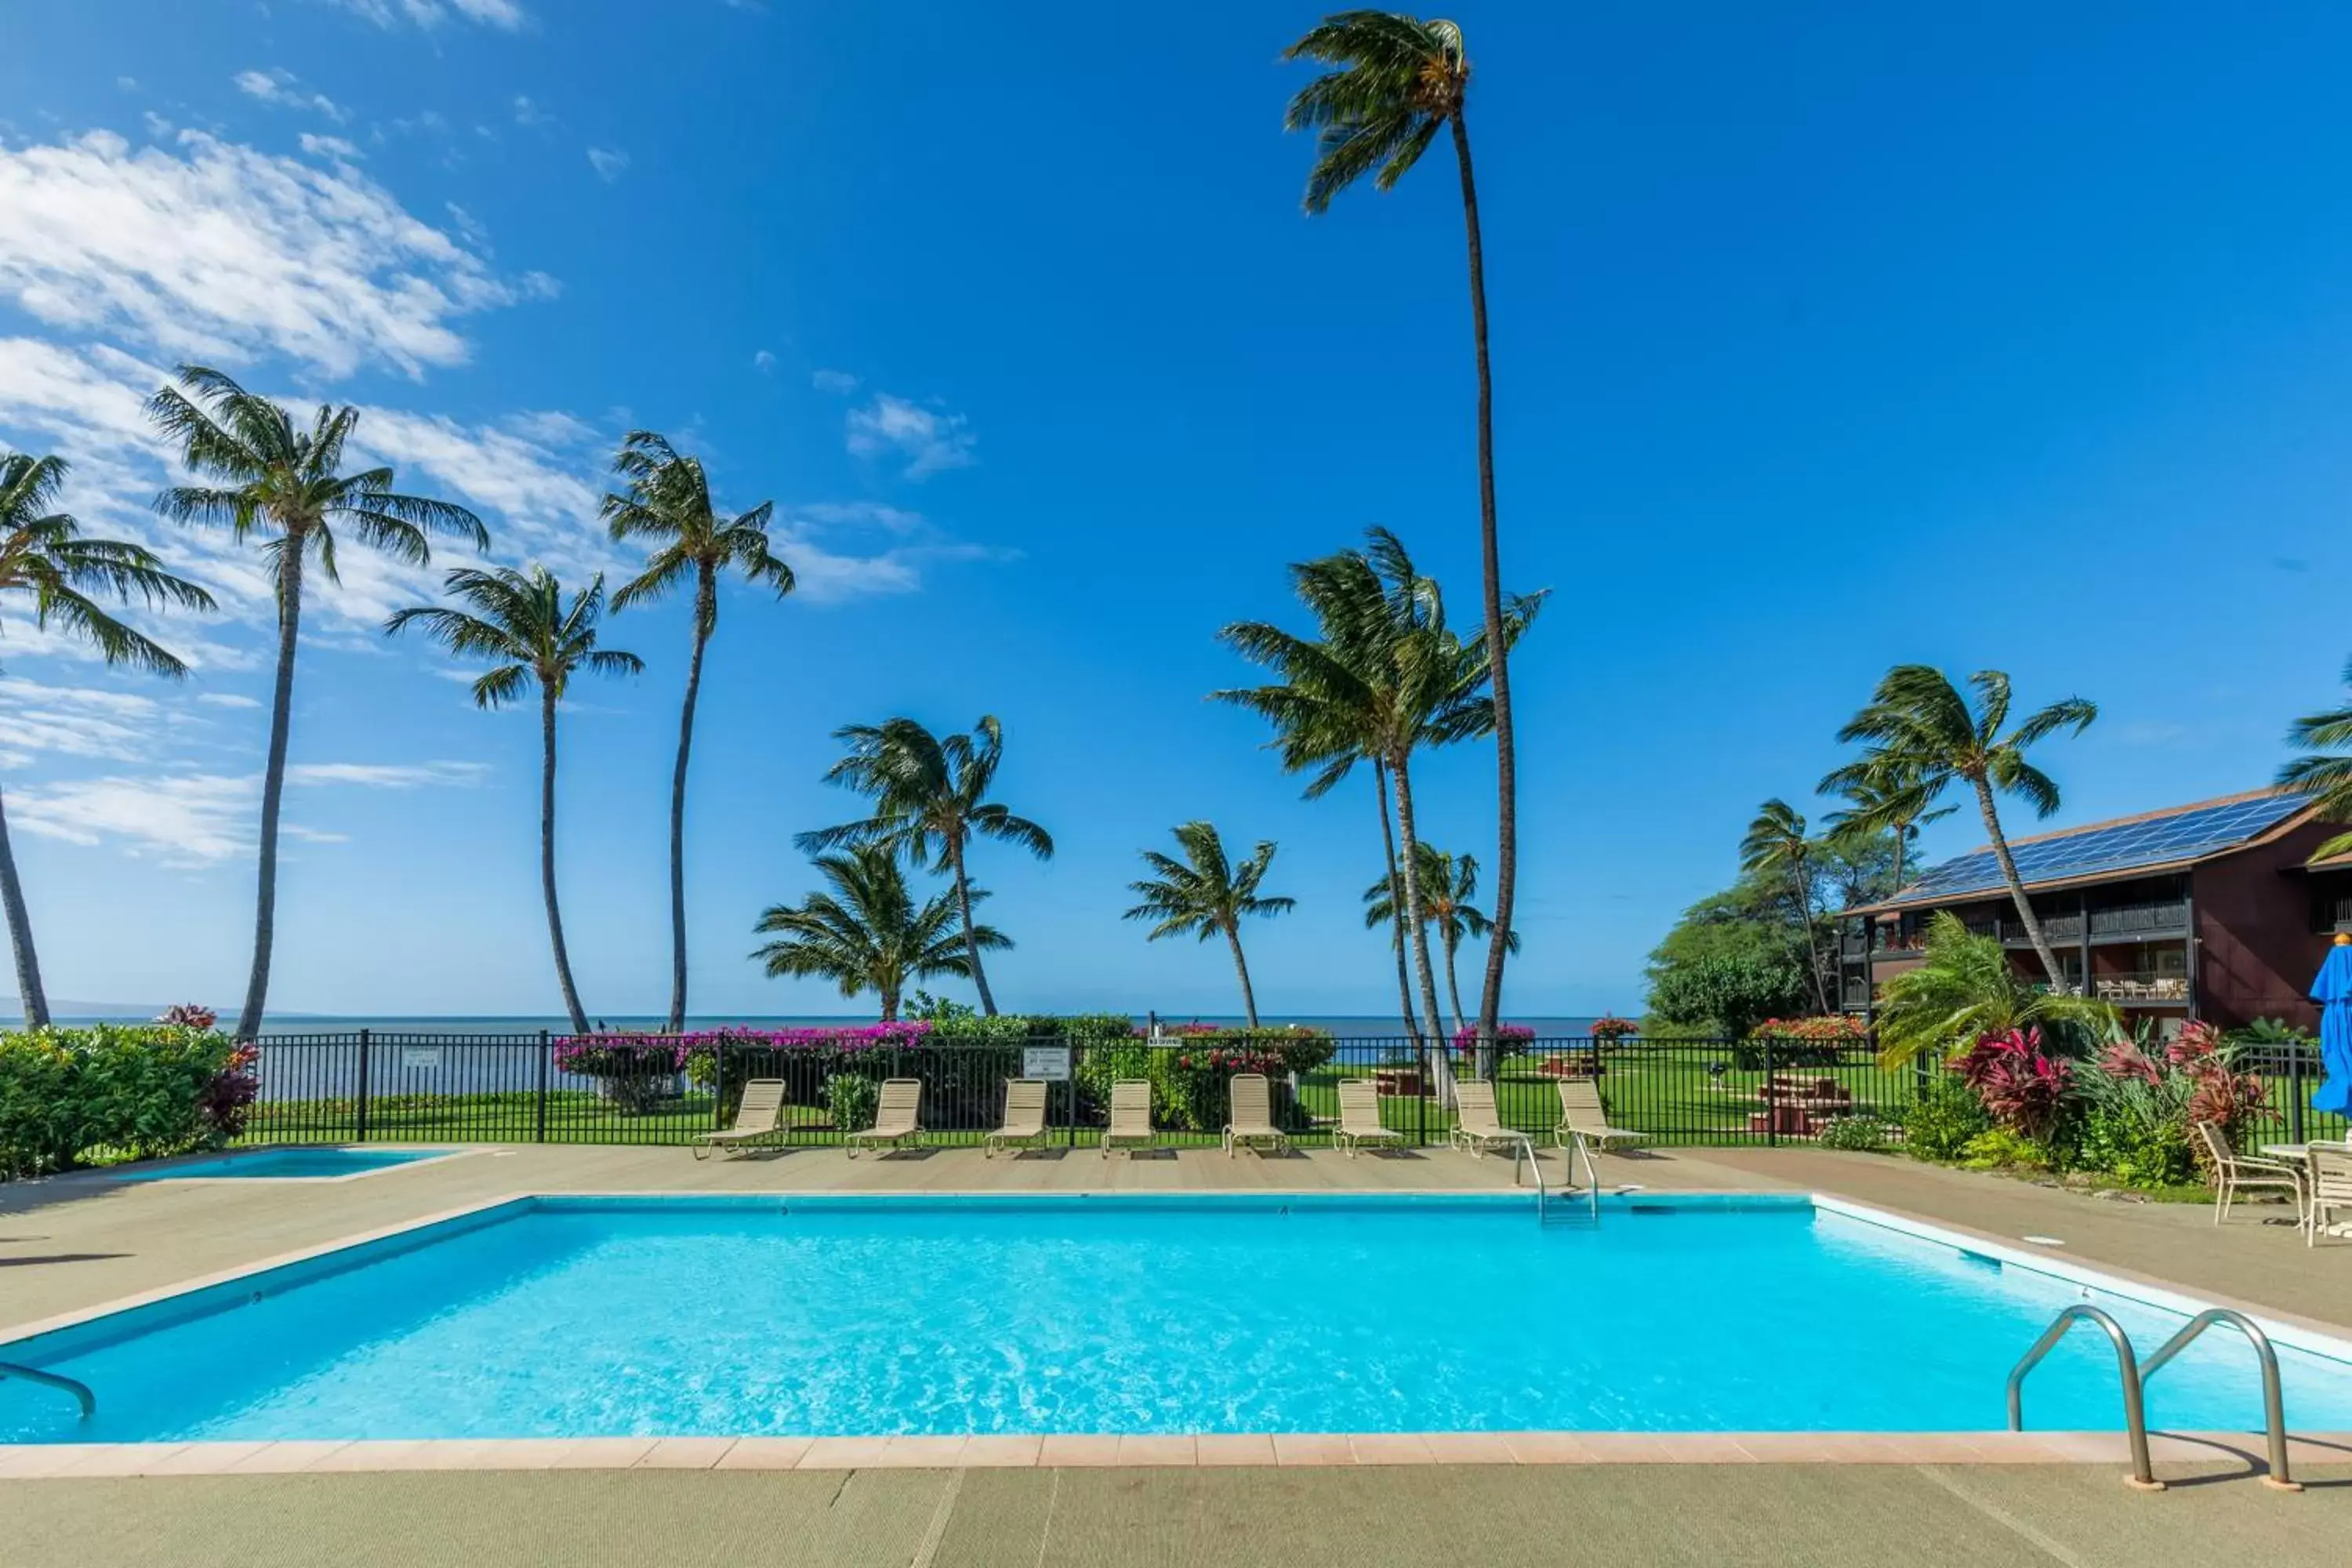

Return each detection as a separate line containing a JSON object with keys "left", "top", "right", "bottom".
{"left": 113, "top": 1148, "right": 456, "bottom": 1181}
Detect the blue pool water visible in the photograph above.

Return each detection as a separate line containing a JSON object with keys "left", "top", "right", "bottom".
{"left": 111, "top": 1147, "right": 452, "bottom": 1181}
{"left": 5, "top": 1195, "right": 2350, "bottom": 1443}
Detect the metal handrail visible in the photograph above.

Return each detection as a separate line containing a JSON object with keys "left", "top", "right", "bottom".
{"left": 1561, "top": 1132, "right": 1603, "bottom": 1221}
{"left": 2140, "top": 1309, "right": 2301, "bottom": 1492}
{"left": 2006, "top": 1305, "right": 2161, "bottom": 1491}
{"left": 0, "top": 1360, "right": 95, "bottom": 1421}
{"left": 1514, "top": 1136, "right": 1546, "bottom": 1216}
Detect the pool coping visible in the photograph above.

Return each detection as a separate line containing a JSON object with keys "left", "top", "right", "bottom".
{"left": 7, "top": 1186, "right": 2352, "bottom": 1479}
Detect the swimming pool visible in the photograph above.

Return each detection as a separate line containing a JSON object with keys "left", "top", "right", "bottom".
{"left": 4, "top": 1194, "right": 2348, "bottom": 1443}
{"left": 110, "top": 1147, "right": 458, "bottom": 1181}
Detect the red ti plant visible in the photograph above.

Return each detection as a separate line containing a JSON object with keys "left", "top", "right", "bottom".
{"left": 1955, "top": 1025, "right": 2073, "bottom": 1141}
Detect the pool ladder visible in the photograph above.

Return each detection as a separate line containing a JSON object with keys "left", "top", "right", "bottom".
{"left": 2005, "top": 1305, "right": 2299, "bottom": 1492}
{"left": 0, "top": 1360, "right": 95, "bottom": 1422}
{"left": 1515, "top": 1138, "right": 1600, "bottom": 1226}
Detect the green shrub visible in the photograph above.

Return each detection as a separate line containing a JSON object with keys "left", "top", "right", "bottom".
{"left": 0, "top": 1024, "right": 245, "bottom": 1178}
{"left": 1817, "top": 1113, "right": 1895, "bottom": 1152}
{"left": 2077, "top": 1104, "right": 2198, "bottom": 1189}
{"left": 0, "top": 1033, "right": 80, "bottom": 1178}
{"left": 1958, "top": 1127, "right": 2063, "bottom": 1171}
{"left": 1903, "top": 1073, "right": 1991, "bottom": 1162}
{"left": 825, "top": 1073, "right": 878, "bottom": 1133}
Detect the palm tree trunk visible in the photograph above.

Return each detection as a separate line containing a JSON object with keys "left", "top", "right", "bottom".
{"left": 1454, "top": 111, "right": 1517, "bottom": 1055}
{"left": 949, "top": 835, "right": 997, "bottom": 1016}
{"left": 1389, "top": 754, "right": 1453, "bottom": 1095}
{"left": 1441, "top": 927, "right": 1466, "bottom": 1045}
{"left": 664, "top": 572, "right": 715, "bottom": 1033}
{"left": 1972, "top": 775, "right": 2067, "bottom": 985}
{"left": 1373, "top": 763, "right": 1421, "bottom": 1048}
{"left": 1789, "top": 869, "right": 1829, "bottom": 1013}
{"left": 880, "top": 985, "right": 899, "bottom": 1023}
{"left": 540, "top": 686, "right": 588, "bottom": 1035}
{"left": 235, "top": 543, "right": 303, "bottom": 1041}
{"left": 1891, "top": 822, "right": 1907, "bottom": 895}
{"left": 0, "top": 786, "right": 50, "bottom": 1029}
{"left": 1225, "top": 922, "right": 1259, "bottom": 1029}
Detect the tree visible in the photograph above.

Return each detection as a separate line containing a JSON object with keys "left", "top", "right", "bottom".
{"left": 751, "top": 845, "right": 1003, "bottom": 1022}
{"left": 147, "top": 368, "right": 485, "bottom": 1039}
{"left": 1646, "top": 953, "right": 1807, "bottom": 1042}
{"left": 1874, "top": 911, "right": 2115, "bottom": 1069}
{"left": 601, "top": 430, "right": 793, "bottom": 1032}
{"left": 2278, "top": 658, "right": 2352, "bottom": 858}
{"left": 797, "top": 717, "right": 1051, "bottom": 1017}
{"left": 1284, "top": 12, "right": 1522, "bottom": 1050}
{"left": 0, "top": 451, "right": 215, "bottom": 1027}
{"left": 1832, "top": 666, "right": 2096, "bottom": 986}
{"left": 1125, "top": 822, "right": 1296, "bottom": 1029}
{"left": 387, "top": 567, "right": 641, "bottom": 1033}
{"left": 1362, "top": 842, "right": 1515, "bottom": 1042}
{"left": 1819, "top": 753, "right": 1954, "bottom": 896}
{"left": 1738, "top": 800, "right": 1831, "bottom": 1013}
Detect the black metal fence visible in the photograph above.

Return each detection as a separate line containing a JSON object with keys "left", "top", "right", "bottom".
{"left": 234, "top": 1033, "right": 1945, "bottom": 1152}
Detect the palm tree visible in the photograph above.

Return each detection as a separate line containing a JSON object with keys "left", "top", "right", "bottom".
{"left": 797, "top": 717, "right": 1051, "bottom": 1017}
{"left": 601, "top": 430, "right": 793, "bottom": 1033}
{"left": 1875, "top": 911, "right": 2115, "bottom": 1069}
{"left": 1284, "top": 12, "right": 1521, "bottom": 1050}
{"left": 0, "top": 451, "right": 215, "bottom": 1028}
{"left": 752, "top": 844, "right": 1004, "bottom": 1022}
{"left": 1819, "top": 753, "right": 1954, "bottom": 895}
{"left": 1125, "top": 822, "right": 1296, "bottom": 1028}
{"left": 386, "top": 567, "right": 641, "bottom": 1033}
{"left": 1739, "top": 800, "right": 1830, "bottom": 1013}
{"left": 1834, "top": 666, "right": 2097, "bottom": 986}
{"left": 2278, "top": 658, "right": 2352, "bottom": 859}
{"left": 147, "top": 368, "right": 485, "bottom": 1039}
{"left": 1362, "top": 842, "right": 1515, "bottom": 1041}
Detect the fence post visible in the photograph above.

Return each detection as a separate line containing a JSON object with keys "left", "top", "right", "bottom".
{"left": 1417, "top": 1037, "right": 1429, "bottom": 1147}
{"left": 354, "top": 1028, "right": 372, "bottom": 1142}
{"left": 711, "top": 1030, "right": 726, "bottom": 1139}
{"left": 1761, "top": 1029, "right": 1776, "bottom": 1149}
{"left": 2289, "top": 1045, "right": 2307, "bottom": 1147}
{"left": 535, "top": 1029, "right": 550, "bottom": 1143}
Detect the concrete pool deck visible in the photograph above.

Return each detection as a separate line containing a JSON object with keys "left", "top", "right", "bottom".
{"left": 6, "top": 1142, "right": 2352, "bottom": 1563}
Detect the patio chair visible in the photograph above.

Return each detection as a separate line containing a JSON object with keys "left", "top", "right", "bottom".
{"left": 2194, "top": 1121, "right": 2303, "bottom": 1225}
{"left": 845, "top": 1078, "right": 924, "bottom": 1158}
{"left": 692, "top": 1079, "right": 789, "bottom": 1160}
{"left": 1334, "top": 1078, "right": 1403, "bottom": 1157}
{"left": 1450, "top": 1080, "right": 1534, "bottom": 1161}
{"left": 985, "top": 1079, "right": 1051, "bottom": 1158}
{"left": 1555, "top": 1078, "right": 1644, "bottom": 1157}
{"left": 1100, "top": 1079, "right": 1156, "bottom": 1158}
{"left": 1221, "top": 1073, "right": 1290, "bottom": 1157}
{"left": 2307, "top": 1145, "right": 2352, "bottom": 1247}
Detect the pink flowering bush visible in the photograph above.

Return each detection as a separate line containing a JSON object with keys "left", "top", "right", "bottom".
{"left": 1590, "top": 1015, "right": 1639, "bottom": 1042}
{"left": 1449, "top": 1023, "right": 1537, "bottom": 1058}
{"left": 1954, "top": 1026, "right": 2072, "bottom": 1141}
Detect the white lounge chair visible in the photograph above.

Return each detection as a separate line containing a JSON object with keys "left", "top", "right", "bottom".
{"left": 2195, "top": 1121, "right": 2303, "bottom": 1224}
{"left": 985, "top": 1079, "right": 1051, "bottom": 1158}
{"left": 1221, "top": 1073, "right": 1290, "bottom": 1156}
{"left": 1334, "top": 1078, "right": 1403, "bottom": 1157}
{"left": 693, "top": 1079, "right": 788, "bottom": 1160}
{"left": 1555, "top": 1078, "right": 1643, "bottom": 1157}
{"left": 2307, "top": 1145, "right": 2352, "bottom": 1246}
{"left": 845, "top": 1078, "right": 924, "bottom": 1158}
{"left": 1100, "top": 1079, "right": 1155, "bottom": 1158}
{"left": 1450, "top": 1080, "right": 1534, "bottom": 1161}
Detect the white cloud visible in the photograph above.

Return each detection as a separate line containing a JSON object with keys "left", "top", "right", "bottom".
{"left": 586, "top": 147, "right": 629, "bottom": 183}
{"left": 234, "top": 69, "right": 349, "bottom": 123}
{"left": 323, "top": 0, "right": 525, "bottom": 28}
{"left": 0, "top": 678, "right": 166, "bottom": 762}
{"left": 0, "top": 130, "right": 538, "bottom": 378}
{"left": 512, "top": 96, "right": 552, "bottom": 129}
{"left": 116, "top": 77, "right": 140, "bottom": 92}
{"left": 844, "top": 392, "right": 976, "bottom": 479}
{"left": 298, "top": 133, "right": 363, "bottom": 162}
{"left": 752, "top": 350, "right": 777, "bottom": 374}
{"left": 810, "top": 368, "right": 858, "bottom": 395}
{"left": 195, "top": 692, "right": 263, "bottom": 710}
{"left": 285, "top": 760, "right": 487, "bottom": 788}
{"left": 770, "top": 503, "right": 1007, "bottom": 604}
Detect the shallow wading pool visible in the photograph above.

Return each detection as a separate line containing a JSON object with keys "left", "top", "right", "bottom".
{"left": 108, "top": 1147, "right": 460, "bottom": 1181}
{"left": 4, "top": 1194, "right": 2349, "bottom": 1443}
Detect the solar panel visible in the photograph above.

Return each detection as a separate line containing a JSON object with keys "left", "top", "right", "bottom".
{"left": 1896, "top": 793, "right": 2309, "bottom": 904}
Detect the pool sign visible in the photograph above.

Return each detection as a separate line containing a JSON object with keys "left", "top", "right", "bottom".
{"left": 400, "top": 1047, "right": 442, "bottom": 1071}
{"left": 1022, "top": 1045, "right": 1072, "bottom": 1081}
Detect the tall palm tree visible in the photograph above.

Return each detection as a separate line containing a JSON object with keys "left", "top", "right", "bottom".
{"left": 1739, "top": 800, "right": 1830, "bottom": 1013}
{"left": 2278, "top": 658, "right": 2352, "bottom": 859}
{"left": 797, "top": 717, "right": 1051, "bottom": 1017}
{"left": 1834, "top": 666, "right": 2097, "bottom": 986}
{"left": 386, "top": 567, "right": 642, "bottom": 1033}
{"left": 601, "top": 430, "right": 793, "bottom": 1032}
{"left": 1819, "top": 753, "right": 1954, "bottom": 895}
{"left": 1362, "top": 842, "right": 1515, "bottom": 1041}
{"left": 752, "top": 845, "right": 1004, "bottom": 1022}
{"left": 0, "top": 452, "right": 215, "bottom": 1028}
{"left": 1284, "top": 12, "right": 1520, "bottom": 1049}
{"left": 147, "top": 368, "right": 485, "bottom": 1039}
{"left": 1124, "top": 822, "right": 1296, "bottom": 1029}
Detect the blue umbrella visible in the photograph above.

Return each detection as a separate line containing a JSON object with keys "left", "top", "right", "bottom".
{"left": 2310, "top": 935, "right": 2352, "bottom": 1118}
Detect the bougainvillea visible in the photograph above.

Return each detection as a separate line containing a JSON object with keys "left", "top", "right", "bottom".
{"left": 1449, "top": 1023, "right": 1537, "bottom": 1054}
{"left": 1589, "top": 1015, "right": 1639, "bottom": 1041}
{"left": 1954, "top": 1026, "right": 2072, "bottom": 1140}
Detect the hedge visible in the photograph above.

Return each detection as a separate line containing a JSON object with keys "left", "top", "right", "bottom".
{"left": 0, "top": 1025, "right": 253, "bottom": 1179}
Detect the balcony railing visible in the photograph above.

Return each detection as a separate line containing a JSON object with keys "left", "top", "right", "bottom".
{"left": 2092, "top": 972, "right": 2190, "bottom": 1004}
{"left": 2089, "top": 901, "right": 2190, "bottom": 938}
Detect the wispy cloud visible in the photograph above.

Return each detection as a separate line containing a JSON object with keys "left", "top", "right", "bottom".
{"left": 810, "top": 368, "right": 858, "bottom": 395}
{"left": 321, "top": 0, "right": 525, "bottom": 29}
{"left": 844, "top": 393, "right": 975, "bottom": 480}
{"left": 234, "top": 68, "right": 349, "bottom": 123}
{"left": 511, "top": 95, "right": 553, "bottom": 129}
{"left": 752, "top": 350, "right": 777, "bottom": 374}
{"left": 195, "top": 692, "right": 263, "bottom": 710}
{"left": 586, "top": 147, "right": 629, "bottom": 183}
{"left": 298, "top": 132, "right": 363, "bottom": 162}
{"left": 285, "top": 760, "right": 488, "bottom": 788}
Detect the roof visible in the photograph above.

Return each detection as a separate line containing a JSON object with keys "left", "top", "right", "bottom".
{"left": 1855, "top": 788, "right": 2318, "bottom": 913}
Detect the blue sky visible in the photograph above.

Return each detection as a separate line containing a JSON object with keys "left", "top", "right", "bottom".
{"left": 0, "top": 1, "right": 2346, "bottom": 1021}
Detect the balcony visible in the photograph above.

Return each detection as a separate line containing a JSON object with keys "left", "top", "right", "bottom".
{"left": 1971, "top": 901, "right": 2189, "bottom": 948}
{"left": 2092, "top": 972, "right": 2190, "bottom": 1005}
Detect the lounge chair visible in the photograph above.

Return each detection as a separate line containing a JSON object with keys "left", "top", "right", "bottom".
{"left": 845, "top": 1078, "right": 924, "bottom": 1158}
{"left": 1100, "top": 1079, "right": 1155, "bottom": 1158}
{"left": 985, "top": 1078, "right": 1051, "bottom": 1158}
{"left": 2194, "top": 1122, "right": 2303, "bottom": 1224}
{"left": 2307, "top": 1145, "right": 2352, "bottom": 1246}
{"left": 693, "top": 1078, "right": 788, "bottom": 1160}
{"left": 1221, "top": 1073, "right": 1290, "bottom": 1156}
{"left": 1333, "top": 1078, "right": 1403, "bottom": 1157}
{"left": 1555, "top": 1078, "right": 1643, "bottom": 1156}
{"left": 1450, "top": 1080, "right": 1534, "bottom": 1161}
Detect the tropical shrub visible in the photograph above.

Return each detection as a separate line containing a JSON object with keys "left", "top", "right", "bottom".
{"left": 1817, "top": 1113, "right": 1896, "bottom": 1152}
{"left": 1646, "top": 953, "right": 1806, "bottom": 1040}
{"left": 0, "top": 1023, "right": 246, "bottom": 1178}
{"left": 1953, "top": 1026, "right": 2073, "bottom": 1141}
{"left": 1903, "top": 1073, "right": 1992, "bottom": 1162}
{"left": 1959, "top": 1127, "right": 2062, "bottom": 1172}
{"left": 1872, "top": 912, "right": 2114, "bottom": 1068}
{"left": 1589, "top": 1015, "right": 1638, "bottom": 1043}
{"left": 1737, "top": 1013, "right": 1867, "bottom": 1069}
{"left": 1449, "top": 1022, "right": 1536, "bottom": 1059}
{"left": 825, "top": 1072, "right": 878, "bottom": 1133}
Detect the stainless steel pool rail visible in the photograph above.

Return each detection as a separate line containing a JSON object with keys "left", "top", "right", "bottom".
{"left": 1515, "top": 1138, "right": 1601, "bottom": 1225}
{"left": 0, "top": 1360, "right": 95, "bottom": 1421}
{"left": 2139, "top": 1309, "right": 2300, "bottom": 1492}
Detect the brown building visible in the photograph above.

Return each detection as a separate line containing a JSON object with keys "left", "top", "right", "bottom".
{"left": 1840, "top": 789, "right": 2348, "bottom": 1036}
